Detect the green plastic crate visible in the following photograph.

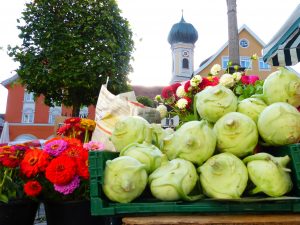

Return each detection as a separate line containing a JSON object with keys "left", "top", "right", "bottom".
{"left": 89, "top": 150, "right": 300, "bottom": 216}
{"left": 262, "top": 143, "right": 300, "bottom": 196}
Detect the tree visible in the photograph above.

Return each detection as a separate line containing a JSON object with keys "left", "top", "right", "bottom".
{"left": 226, "top": 0, "right": 240, "bottom": 71}
{"left": 9, "top": 0, "right": 134, "bottom": 116}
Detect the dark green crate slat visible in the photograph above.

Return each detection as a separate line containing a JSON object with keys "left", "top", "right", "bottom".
{"left": 89, "top": 149, "right": 300, "bottom": 216}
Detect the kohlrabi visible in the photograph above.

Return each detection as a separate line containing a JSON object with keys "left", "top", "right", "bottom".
{"left": 110, "top": 116, "right": 150, "bottom": 151}
{"left": 151, "top": 123, "right": 174, "bottom": 149}
{"left": 198, "top": 152, "right": 248, "bottom": 199}
{"left": 256, "top": 67, "right": 300, "bottom": 107}
{"left": 162, "top": 120, "right": 216, "bottom": 166}
{"left": 120, "top": 126, "right": 165, "bottom": 174}
{"left": 149, "top": 158, "right": 201, "bottom": 201}
{"left": 195, "top": 85, "right": 238, "bottom": 123}
{"left": 257, "top": 102, "right": 300, "bottom": 146}
{"left": 103, "top": 156, "right": 148, "bottom": 203}
{"left": 213, "top": 112, "right": 258, "bottom": 157}
{"left": 237, "top": 97, "right": 267, "bottom": 123}
{"left": 243, "top": 153, "right": 293, "bottom": 197}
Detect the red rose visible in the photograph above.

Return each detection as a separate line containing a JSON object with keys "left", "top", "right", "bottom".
{"left": 24, "top": 180, "right": 42, "bottom": 197}
{"left": 184, "top": 81, "right": 192, "bottom": 93}
{"left": 161, "top": 86, "right": 175, "bottom": 99}
{"left": 170, "top": 83, "right": 181, "bottom": 92}
{"left": 183, "top": 96, "right": 192, "bottom": 109}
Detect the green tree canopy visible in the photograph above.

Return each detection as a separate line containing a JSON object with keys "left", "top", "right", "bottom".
{"left": 9, "top": 0, "right": 134, "bottom": 115}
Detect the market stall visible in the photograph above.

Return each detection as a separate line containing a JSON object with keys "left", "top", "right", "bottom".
{"left": 263, "top": 4, "right": 300, "bottom": 66}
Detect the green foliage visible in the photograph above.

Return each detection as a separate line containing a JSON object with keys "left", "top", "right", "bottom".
{"left": 233, "top": 80, "right": 264, "bottom": 101}
{"left": 8, "top": 0, "right": 134, "bottom": 115}
{"left": 136, "top": 96, "right": 155, "bottom": 107}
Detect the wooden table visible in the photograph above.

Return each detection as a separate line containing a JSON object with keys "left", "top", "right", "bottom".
{"left": 122, "top": 214, "right": 300, "bottom": 225}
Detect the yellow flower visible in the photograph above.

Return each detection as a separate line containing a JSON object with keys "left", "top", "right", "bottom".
{"left": 80, "top": 118, "right": 96, "bottom": 131}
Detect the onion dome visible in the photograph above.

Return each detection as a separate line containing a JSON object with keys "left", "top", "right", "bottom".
{"left": 168, "top": 16, "right": 198, "bottom": 45}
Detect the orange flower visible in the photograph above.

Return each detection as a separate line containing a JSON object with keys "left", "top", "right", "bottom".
{"left": 21, "top": 149, "right": 50, "bottom": 178}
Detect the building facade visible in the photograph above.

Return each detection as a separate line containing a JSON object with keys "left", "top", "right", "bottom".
{"left": 194, "top": 25, "right": 279, "bottom": 79}
{"left": 1, "top": 75, "right": 95, "bottom": 141}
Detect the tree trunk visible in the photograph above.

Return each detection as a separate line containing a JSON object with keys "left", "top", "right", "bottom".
{"left": 227, "top": 0, "right": 240, "bottom": 68}
{"left": 72, "top": 103, "right": 80, "bottom": 117}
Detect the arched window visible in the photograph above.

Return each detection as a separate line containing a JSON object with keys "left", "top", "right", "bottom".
{"left": 49, "top": 108, "right": 61, "bottom": 124}
{"left": 22, "top": 108, "right": 34, "bottom": 123}
{"left": 182, "top": 58, "right": 189, "bottom": 69}
{"left": 79, "top": 106, "right": 89, "bottom": 118}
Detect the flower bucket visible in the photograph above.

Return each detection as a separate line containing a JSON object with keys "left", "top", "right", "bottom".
{"left": 0, "top": 199, "right": 39, "bottom": 225}
{"left": 44, "top": 200, "right": 110, "bottom": 225}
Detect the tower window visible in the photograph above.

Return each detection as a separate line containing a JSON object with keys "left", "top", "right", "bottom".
{"left": 182, "top": 58, "right": 189, "bottom": 69}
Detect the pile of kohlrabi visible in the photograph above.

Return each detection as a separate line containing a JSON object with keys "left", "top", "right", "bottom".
{"left": 102, "top": 67, "right": 299, "bottom": 203}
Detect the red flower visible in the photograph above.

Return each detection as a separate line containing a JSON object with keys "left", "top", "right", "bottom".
{"left": 57, "top": 124, "right": 71, "bottom": 136}
{"left": 24, "top": 180, "right": 42, "bottom": 197}
{"left": 161, "top": 86, "right": 175, "bottom": 99}
{"left": 170, "top": 83, "right": 181, "bottom": 92}
{"left": 297, "top": 106, "right": 300, "bottom": 112}
{"left": 21, "top": 149, "right": 50, "bottom": 178}
{"left": 0, "top": 146, "right": 20, "bottom": 168}
{"left": 76, "top": 150, "right": 89, "bottom": 180}
{"left": 199, "top": 76, "right": 219, "bottom": 90}
{"left": 184, "top": 81, "right": 192, "bottom": 93}
{"left": 241, "top": 75, "right": 260, "bottom": 85}
{"left": 64, "top": 117, "right": 81, "bottom": 125}
{"left": 65, "top": 138, "right": 82, "bottom": 148}
{"left": 45, "top": 156, "right": 77, "bottom": 185}
{"left": 183, "top": 96, "right": 192, "bottom": 109}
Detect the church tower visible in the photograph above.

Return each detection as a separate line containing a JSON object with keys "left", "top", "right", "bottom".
{"left": 168, "top": 15, "right": 198, "bottom": 84}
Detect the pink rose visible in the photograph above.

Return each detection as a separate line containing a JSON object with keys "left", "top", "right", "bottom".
{"left": 241, "top": 75, "right": 259, "bottom": 85}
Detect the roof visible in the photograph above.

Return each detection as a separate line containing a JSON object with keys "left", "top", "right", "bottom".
{"left": 1, "top": 74, "right": 19, "bottom": 87}
{"left": 194, "top": 24, "right": 266, "bottom": 75}
{"left": 168, "top": 15, "right": 198, "bottom": 45}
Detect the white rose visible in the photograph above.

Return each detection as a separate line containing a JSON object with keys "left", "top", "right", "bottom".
{"left": 156, "top": 104, "right": 168, "bottom": 119}
{"left": 232, "top": 72, "right": 242, "bottom": 81}
{"left": 220, "top": 74, "right": 235, "bottom": 88}
{"left": 190, "top": 75, "right": 202, "bottom": 87}
{"left": 176, "top": 85, "right": 186, "bottom": 97}
{"left": 176, "top": 98, "right": 188, "bottom": 109}
{"left": 210, "top": 64, "right": 221, "bottom": 75}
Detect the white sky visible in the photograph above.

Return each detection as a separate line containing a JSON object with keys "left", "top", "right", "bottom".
{"left": 1, "top": 0, "right": 300, "bottom": 114}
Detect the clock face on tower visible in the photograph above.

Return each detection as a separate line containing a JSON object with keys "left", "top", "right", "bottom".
{"left": 182, "top": 51, "right": 189, "bottom": 57}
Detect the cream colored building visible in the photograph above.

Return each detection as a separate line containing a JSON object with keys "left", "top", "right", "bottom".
{"left": 194, "top": 24, "right": 287, "bottom": 79}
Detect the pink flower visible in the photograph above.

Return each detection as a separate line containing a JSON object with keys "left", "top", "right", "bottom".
{"left": 54, "top": 175, "right": 80, "bottom": 195}
{"left": 44, "top": 139, "right": 68, "bottom": 157}
{"left": 83, "top": 141, "right": 105, "bottom": 151}
{"left": 241, "top": 75, "right": 259, "bottom": 85}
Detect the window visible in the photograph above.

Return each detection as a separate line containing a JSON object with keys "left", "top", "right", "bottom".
{"left": 24, "top": 91, "right": 34, "bottom": 102}
{"left": 79, "top": 106, "right": 88, "bottom": 118}
{"left": 182, "top": 58, "right": 189, "bottom": 69}
{"left": 259, "top": 57, "right": 271, "bottom": 70}
{"left": 22, "top": 108, "right": 34, "bottom": 123}
{"left": 240, "top": 56, "right": 252, "bottom": 69}
{"left": 49, "top": 109, "right": 61, "bottom": 124}
{"left": 239, "top": 39, "right": 249, "bottom": 48}
{"left": 222, "top": 56, "right": 229, "bottom": 69}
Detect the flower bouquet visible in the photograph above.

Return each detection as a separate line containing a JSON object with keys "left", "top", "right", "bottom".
{"left": 155, "top": 61, "right": 264, "bottom": 125}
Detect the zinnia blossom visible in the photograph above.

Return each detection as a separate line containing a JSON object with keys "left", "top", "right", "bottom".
{"left": 0, "top": 146, "right": 20, "bottom": 168}
{"left": 24, "top": 180, "right": 42, "bottom": 197}
{"left": 83, "top": 141, "right": 105, "bottom": 151}
{"left": 45, "top": 156, "right": 77, "bottom": 185}
{"left": 80, "top": 118, "right": 96, "bottom": 131}
{"left": 44, "top": 139, "right": 68, "bottom": 157}
{"left": 21, "top": 149, "right": 50, "bottom": 178}
{"left": 54, "top": 175, "right": 80, "bottom": 195}
{"left": 76, "top": 150, "right": 89, "bottom": 180}
{"left": 64, "top": 117, "right": 81, "bottom": 125}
